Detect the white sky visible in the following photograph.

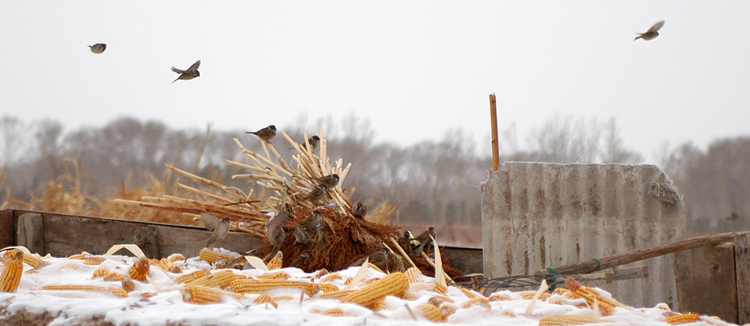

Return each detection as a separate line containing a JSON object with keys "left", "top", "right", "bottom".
{"left": 2, "top": 1, "right": 749, "bottom": 161}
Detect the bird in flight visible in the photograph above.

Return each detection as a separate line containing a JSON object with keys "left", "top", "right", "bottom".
{"left": 634, "top": 21, "right": 665, "bottom": 41}
{"left": 172, "top": 60, "right": 201, "bottom": 83}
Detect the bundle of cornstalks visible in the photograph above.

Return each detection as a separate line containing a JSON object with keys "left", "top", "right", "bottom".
{"left": 113, "top": 131, "right": 406, "bottom": 272}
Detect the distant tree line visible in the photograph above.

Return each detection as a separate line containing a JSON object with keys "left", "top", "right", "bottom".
{"left": 0, "top": 115, "right": 748, "bottom": 243}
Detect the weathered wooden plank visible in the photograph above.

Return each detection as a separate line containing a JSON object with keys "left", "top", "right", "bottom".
{"left": 735, "top": 233, "right": 750, "bottom": 324}
{"left": 0, "top": 209, "right": 14, "bottom": 248}
{"left": 673, "top": 243, "right": 737, "bottom": 323}
{"left": 39, "top": 214, "right": 262, "bottom": 258}
{"left": 17, "top": 213, "right": 45, "bottom": 254}
{"left": 443, "top": 246, "right": 482, "bottom": 276}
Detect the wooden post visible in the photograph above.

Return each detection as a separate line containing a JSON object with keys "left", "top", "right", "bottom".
{"left": 489, "top": 94, "right": 500, "bottom": 171}
{"left": 17, "top": 213, "right": 45, "bottom": 254}
{"left": 0, "top": 210, "right": 14, "bottom": 248}
{"left": 735, "top": 233, "right": 750, "bottom": 324}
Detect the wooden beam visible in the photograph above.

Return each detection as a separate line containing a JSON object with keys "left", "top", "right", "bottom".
{"left": 538, "top": 232, "right": 746, "bottom": 275}
{"left": 735, "top": 233, "right": 750, "bottom": 324}
{"left": 17, "top": 213, "right": 45, "bottom": 254}
{"left": 0, "top": 210, "right": 14, "bottom": 248}
{"left": 489, "top": 93, "right": 500, "bottom": 172}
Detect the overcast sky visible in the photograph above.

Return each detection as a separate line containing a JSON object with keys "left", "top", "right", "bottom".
{"left": 2, "top": 1, "right": 749, "bottom": 162}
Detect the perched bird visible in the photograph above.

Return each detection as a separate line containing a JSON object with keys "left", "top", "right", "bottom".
{"left": 88, "top": 43, "right": 106, "bottom": 54}
{"left": 293, "top": 227, "right": 314, "bottom": 245}
{"left": 246, "top": 125, "right": 277, "bottom": 143}
{"left": 303, "top": 136, "right": 320, "bottom": 151}
{"left": 634, "top": 21, "right": 665, "bottom": 41}
{"left": 298, "top": 210, "right": 322, "bottom": 230}
{"left": 313, "top": 174, "right": 340, "bottom": 188}
{"left": 268, "top": 227, "right": 286, "bottom": 261}
{"left": 303, "top": 184, "right": 328, "bottom": 204}
{"left": 352, "top": 202, "right": 368, "bottom": 219}
{"left": 414, "top": 226, "right": 436, "bottom": 254}
{"left": 291, "top": 251, "right": 311, "bottom": 268}
{"left": 265, "top": 211, "right": 290, "bottom": 245}
{"left": 200, "top": 213, "right": 231, "bottom": 249}
{"left": 171, "top": 60, "right": 201, "bottom": 83}
{"left": 368, "top": 248, "right": 389, "bottom": 272}
{"left": 397, "top": 231, "right": 413, "bottom": 255}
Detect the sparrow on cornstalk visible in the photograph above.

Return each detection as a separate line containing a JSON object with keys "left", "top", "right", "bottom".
{"left": 298, "top": 210, "right": 322, "bottom": 230}
{"left": 397, "top": 231, "right": 413, "bottom": 255}
{"left": 302, "top": 136, "right": 320, "bottom": 151}
{"left": 634, "top": 21, "right": 665, "bottom": 41}
{"left": 88, "top": 43, "right": 106, "bottom": 54}
{"left": 414, "top": 226, "right": 436, "bottom": 254}
{"left": 172, "top": 60, "right": 201, "bottom": 83}
{"left": 313, "top": 174, "right": 339, "bottom": 188}
{"left": 247, "top": 125, "right": 277, "bottom": 143}
{"left": 352, "top": 202, "right": 368, "bottom": 219}
{"left": 303, "top": 184, "right": 327, "bottom": 204}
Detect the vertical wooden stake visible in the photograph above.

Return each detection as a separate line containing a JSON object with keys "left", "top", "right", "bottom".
{"left": 489, "top": 94, "right": 500, "bottom": 171}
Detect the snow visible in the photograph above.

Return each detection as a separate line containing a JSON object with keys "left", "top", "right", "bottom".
{"left": 0, "top": 251, "right": 737, "bottom": 326}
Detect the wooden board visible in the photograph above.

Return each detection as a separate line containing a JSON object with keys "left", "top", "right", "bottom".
{"left": 735, "top": 233, "right": 750, "bottom": 324}
{"left": 673, "top": 243, "right": 737, "bottom": 323}
{"left": 0, "top": 209, "right": 13, "bottom": 248}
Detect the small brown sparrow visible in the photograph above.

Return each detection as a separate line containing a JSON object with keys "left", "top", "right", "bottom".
{"left": 368, "top": 248, "right": 389, "bottom": 272}
{"left": 352, "top": 202, "right": 367, "bottom": 219}
{"left": 265, "top": 211, "right": 290, "bottom": 245}
{"left": 303, "top": 184, "right": 327, "bottom": 204}
{"left": 634, "top": 21, "right": 665, "bottom": 41}
{"left": 247, "top": 125, "right": 277, "bottom": 143}
{"left": 298, "top": 210, "right": 322, "bottom": 230}
{"left": 88, "top": 43, "right": 106, "bottom": 54}
{"left": 200, "top": 213, "right": 231, "bottom": 249}
{"left": 268, "top": 227, "right": 286, "bottom": 260}
{"left": 303, "top": 136, "right": 320, "bottom": 151}
{"left": 293, "top": 227, "right": 314, "bottom": 245}
{"left": 397, "top": 231, "right": 412, "bottom": 255}
{"left": 414, "top": 226, "right": 436, "bottom": 253}
{"left": 313, "top": 174, "right": 339, "bottom": 188}
{"left": 291, "top": 251, "right": 311, "bottom": 268}
{"left": 172, "top": 60, "right": 201, "bottom": 83}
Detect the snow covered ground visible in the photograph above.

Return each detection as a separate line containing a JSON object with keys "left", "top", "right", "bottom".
{"left": 0, "top": 249, "right": 737, "bottom": 326}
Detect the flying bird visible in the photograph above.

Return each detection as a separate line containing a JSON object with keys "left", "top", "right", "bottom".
{"left": 200, "top": 213, "right": 231, "bottom": 249}
{"left": 634, "top": 21, "right": 665, "bottom": 41}
{"left": 265, "top": 211, "right": 290, "bottom": 245}
{"left": 247, "top": 125, "right": 277, "bottom": 143}
{"left": 88, "top": 43, "right": 106, "bottom": 54}
{"left": 172, "top": 60, "right": 201, "bottom": 83}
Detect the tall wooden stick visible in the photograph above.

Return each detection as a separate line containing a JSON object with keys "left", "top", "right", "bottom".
{"left": 538, "top": 232, "right": 746, "bottom": 275}
{"left": 489, "top": 94, "right": 500, "bottom": 171}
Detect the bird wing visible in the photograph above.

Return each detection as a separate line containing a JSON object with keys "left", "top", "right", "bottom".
{"left": 171, "top": 67, "right": 185, "bottom": 74}
{"left": 187, "top": 60, "right": 201, "bottom": 72}
{"left": 648, "top": 20, "right": 665, "bottom": 33}
{"left": 200, "top": 212, "right": 220, "bottom": 231}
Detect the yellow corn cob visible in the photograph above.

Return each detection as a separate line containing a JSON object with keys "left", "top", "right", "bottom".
{"left": 41, "top": 284, "right": 128, "bottom": 298}
{"left": 82, "top": 256, "right": 107, "bottom": 265}
{"left": 428, "top": 295, "right": 455, "bottom": 307}
{"left": 121, "top": 275, "right": 135, "bottom": 292}
{"left": 230, "top": 279, "right": 317, "bottom": 296}
{"left": 405, "top": 267, "right": 423, "bottom": 284}
{"left": 267, "top": 251, "right": 283, "bottom": 270}
{"left": 664, "top": 313, "right": 700, "bottom": 325}
{"left": 364, "top": 277, "right": 382, "bottom": 284}
{"left": 433, "top": 281, "right": 447, "bottom": 294}
{"left": 321, "top": 272, "right": 342, "bottom": 283}
{"left": 22, "top": 254, "right": 48, "bottom": 268}
{"left": 271, "top": 295, "right": 295, "bottom": 301}
{"left": 92, "top": 265, "right": 110, "bottom": 279}
{"left": 538, "top": 314, "right": 607, "bottom": 326}
{"left": 186, "top": 270, "right": 238, "bottom": 289}
{"left": 340, "top": 272, "right": 409, "bottom": 310}
{"left": 175, "top": 269, "right": 211, "bottom": 284}
{"left": 256, "top": 271, "right": 291, "bottom": 280}
{"left": 314, "top": 283, "right": 340, "bottom": 293}
{"left": 458, "top": 286, "right": 480, "bottom": 299}
{"left": 157, "top": 258, "right": 174, "bottom": 272}
{"left": 320, "top": 289, "right": 357, "bottom": 300}
{"left": 552, "top": 288, "right": 574, "bottom": 299}
{"left": 68, "top": 253, "right": 88, "bottom": 260}
{"left": 0, "top": 250, "right": 24, "bottom": 292}
{"left": 128, "top": 257, "right": 150, "bottom": 281}
{"left": 489, "top": 293, "right": 512, "bottom": 301}
{"left": 313, "top": 308, "right": 345, "bottom": 316}
{"left": 181, "top": 286, "right": 224, "bottom": 304}
{"left": 199, "top": 248, "right": 231, "bottom": 264}
{"left": 565, "top": 278, "right": 621, "bottom": 316}
{"left": 519, "top": 291, "right": 538, "bottom": 300}
{"left": 103, "top": 271, "right": 124, "bottom": 281}
{"left": 463, "top": 297, "right": 491, "bottom": 309}
{"left": 418, "top": 304, "right": 449, "bottom": 322}
{"left": 169, "top": 254, "right": 186, "bottom": 262}
{"left": 253, "top": 294, "right": 278, "bottom": 308}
